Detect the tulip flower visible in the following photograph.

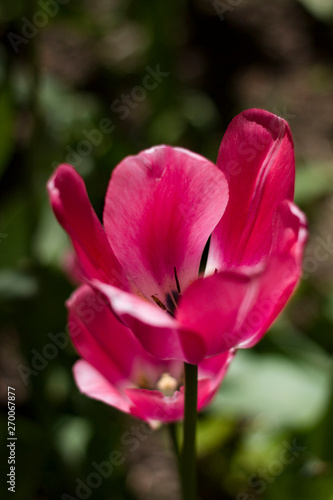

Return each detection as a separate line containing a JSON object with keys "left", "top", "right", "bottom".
{"left": 67, "top": 284, "right": 234, "bottom": 424}
{"left": 48, "top": 109, "right": 307, "bottom": 367}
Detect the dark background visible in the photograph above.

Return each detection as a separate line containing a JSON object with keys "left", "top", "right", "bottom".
{"left": 0, "top": 0, "right": 333, "bottom": 499}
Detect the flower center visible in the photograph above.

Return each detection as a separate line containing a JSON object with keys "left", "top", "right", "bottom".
{"left": 151, "top": 267, "right": 182, "bottom": 317}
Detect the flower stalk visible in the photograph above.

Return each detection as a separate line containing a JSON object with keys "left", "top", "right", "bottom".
{"left": 168, "top": 422, "right": 180, "bottom": 461}
{"left": 181, "top": 362, "right": 198, "bottom": 500}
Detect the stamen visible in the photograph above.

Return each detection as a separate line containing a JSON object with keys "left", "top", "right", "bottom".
{"left": 151, "top": 295, "right": 167, "bottom": 311}
{"left": 174, "top": 267, "right": 181, "bottom": 294}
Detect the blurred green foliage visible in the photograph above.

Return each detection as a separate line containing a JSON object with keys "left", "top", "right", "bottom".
{"left": 0, "top": 0, "right": 333, "bottom": 499}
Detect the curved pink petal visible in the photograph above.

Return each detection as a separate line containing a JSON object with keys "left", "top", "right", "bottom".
{"left": 126, "top": 387, "right": 185, "bottom": 422}
{"left": 92, "top": 281, "right": 206, "bottom": 364}
{"left": 178, "top": 200, "right": 307, "bottom": 356}
{"left": 103, "top": 146, "right": 228, "bottom": 303}
{"left": 67, "top": 284, "right": 149, "bottom": 385}
{"left": 207, "top": 109, "right": 295, "bottom": 272}
{"left": 271, "top": 200, "right": 307, "bottom": 261}
{"left": 238, "top": 200, "right": 307, "bottom": 348}
{"left": 48, "top": 164, "right": 128, "bottom": 289}
{"left": 73, "top": 360, "right": 131, "bottom": 413}
{"left": 176, "top": 272, "right": 259, "bottom": 357}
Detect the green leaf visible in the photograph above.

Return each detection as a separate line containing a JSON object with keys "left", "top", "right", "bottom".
{"left": 54, "top": 416, "right": 93, "bottom": 467}
{"left": 0, "top": 269, "right": 38, "bottom": 300}
{"left": 298, "top": 0, "right": 333, "bottom": 22}
{"left": 211, "top": 350, "right": 331, "bottom": 428}
{"left": 294, "top": 162, "right": 333, "bottom": 205}
{"left": 196, "top": 417, "right": 235, "bottom": 457}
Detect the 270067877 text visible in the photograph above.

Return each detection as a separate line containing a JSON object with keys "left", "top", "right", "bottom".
{"left": 7, "top": 386, "right": 16, "bottom": 494}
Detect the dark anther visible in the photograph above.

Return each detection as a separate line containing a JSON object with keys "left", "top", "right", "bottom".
{"left": 151, "top": 295, "right": 167, "bottom": 311}
{"left": 174, "top": 267, "right": 181, "bottom": 294}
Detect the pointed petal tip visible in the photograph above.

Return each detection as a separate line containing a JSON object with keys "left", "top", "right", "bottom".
{"left": 48, "top": 163, "right": 76, "bottom": 185}
{"left": 47, "top": 164, "right": 80, "bottom": 210}
{"left": 210, "top": 107, "right": 296, "bottom": 270}
{"left": 239, "top": 108, "right": 292, "bottom": 132}
{"left": 47, "top": 165, "right": 88, "bottom": 207}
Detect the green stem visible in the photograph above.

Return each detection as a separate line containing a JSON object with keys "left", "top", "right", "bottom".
{"left": 168, "top": 422, "right": 180, "bottom": 461}
{"left": 181, "top": 362, "right": 198, "bottom": 500}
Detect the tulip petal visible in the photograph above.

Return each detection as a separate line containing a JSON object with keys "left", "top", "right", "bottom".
{"left": 103, "top": 146, "right": 228, "bottom": 303}
{"left": 125, "top": 387, "right": 185, "bottom": 422}
{"left": 48, "top": 164, "right": 128, "bottom": 288}
{"left": 67, "top": 284, "right": 146, "bottom": 385}
{"left": 207, "top": 109, "right": 295, "bottom": 272}
{"left": 178, "top": 200, "right": 307, "bottom": 356}
{"left": 238, "top": 200, "right": 307, "bottom": 348}
{"left": 73, "top": 360, "right": 131, "bottom": 413}
{"left": 92, "top": 280, "right": 206, "bottom": 364}
{"left": 176, "top": 272, "right": 259, "bottom": 356}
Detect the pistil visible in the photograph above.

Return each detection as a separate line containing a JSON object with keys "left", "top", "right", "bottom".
{"left": 156, "top": 373, "right": 178, "bottom": 397}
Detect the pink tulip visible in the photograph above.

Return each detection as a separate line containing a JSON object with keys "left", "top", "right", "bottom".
{"left": 67, "top": 284, "right": 233, "bottom": 423}
{"left": 48, "top": 109, "right": 307, "bottom": 367}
